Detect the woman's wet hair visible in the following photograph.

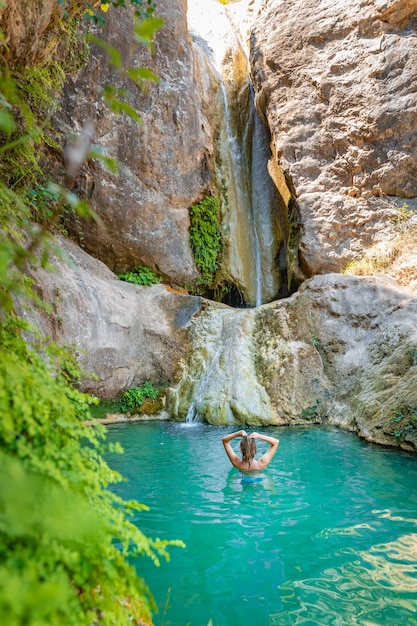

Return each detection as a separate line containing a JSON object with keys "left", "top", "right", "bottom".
{"left": 240, "top": 436, "right": 257, "bottom": 467}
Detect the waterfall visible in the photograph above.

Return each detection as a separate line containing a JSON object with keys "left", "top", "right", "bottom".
{"left": 178, "top": 0, "right": 287, "bottom": 424}
{"left": 218, "top": 72, "right": 283, "bottom": 307}
{"left": 218, "top": 80, "right": 263, "bottom": 307}
{"left": 188, "top": 0, "right": 284, "bottom": 308}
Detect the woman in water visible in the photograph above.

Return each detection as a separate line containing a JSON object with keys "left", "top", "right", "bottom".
{"left": 221, "top": 430, "right": 279, "bottom": 472}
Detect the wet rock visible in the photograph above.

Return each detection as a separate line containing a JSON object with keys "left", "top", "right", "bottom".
{"left": 170, "top": 273, "right": 417, "bottom": 450}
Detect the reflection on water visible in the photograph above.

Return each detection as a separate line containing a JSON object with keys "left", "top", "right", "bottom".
{"left": 361, "top": 533, "right": 417, "bottom": 590}
{"left": 374, "top": 508, "right": 417, "bottom": 525}
{"left": 318, "top": 522, "right": 376, "bottom": 538}
{"left": 273, "top": 515, "right": 417, "bottom": 625}
{"left": 105, "top": 423, "right": 417, "bottom": 626}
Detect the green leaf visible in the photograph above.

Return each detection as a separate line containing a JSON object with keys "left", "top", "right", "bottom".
{"left": 0, "top": 109, "right": 16, "bottom": 133}
{"left": 89, "top": 146, "right": 119, "bottom": 174}
{"left": 87, "top": 34, "right": 123, "bottom": 69}
{"left": 134, "top": 17, "right": 164, "bottom": 45}
{"left": 107, "top": 97, "right": 142, "bottom": 123}
{"left": 127, "top": 66, "right": 159, "bottom": 86}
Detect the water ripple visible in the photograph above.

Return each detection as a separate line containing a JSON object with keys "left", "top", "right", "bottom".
{"left": 105, "top": 422, "right": 417, "bottom": 626}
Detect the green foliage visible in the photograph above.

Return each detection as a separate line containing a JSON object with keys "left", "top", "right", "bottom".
{"left": 89, "top": 398, "right": 123, "bottom": 419}
{"left": 25, "top": 185, "right": 61, "bottom": 224}
{"left": 82, "top": 0, "right": 158, "bottom": 24}
{"left": 0, "top": 17, "right": 86, "bottom": 193}
{"left": 121, "top": 381, "right": 160, "bottom": 413}
{"left": 0, "top": 5, "right": 178, "bottom": 624}
{"left": 0, "top": 315, "right": 184, "bottom": 624}
{"left": 86, "top": 13, "right": 162, "bottom": 124}
{"left": 189, "top": 195, "right": 222, "bottom": 287}
{"left": 118, "top": 264, "right": 162, "bottom": 286}
{"left": 390, "top": 405, "right": 417, "bottom": 440}
{"left": 301, "top": 399, "right": 323, "bottom": 421}
{"left": 409, "top": 346, "right": 417, "bottom": 365}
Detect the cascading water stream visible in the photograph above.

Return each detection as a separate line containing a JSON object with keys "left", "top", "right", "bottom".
{"left": 218, "top": 76, "right": 282, "bottom": 307}
{"left": 188, "top": 0, "right": 283, "bottom": 308}
{"left": 180, "top": 0, "right": 287, "bottom": 424}
{"left": 219, "top": 81, "right": 264, "bottom": 307}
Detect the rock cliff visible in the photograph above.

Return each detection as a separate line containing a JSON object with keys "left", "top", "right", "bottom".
{"left": 55, "top": 0, "right": 217, "bottom": 283}
{"left": 168, "top": 272, "right": 417, "bottom": 451}
{"left": 250, "top": 0, "right": 417, "bottom": 276}
{"left": 28, "top": 237, "right": 417, "bottom": 451}
{"left": 6, "top": 0, "right": 417, "bottom": 451}
{"left": 25, "top": 236, "right": 201, "bottom": 399}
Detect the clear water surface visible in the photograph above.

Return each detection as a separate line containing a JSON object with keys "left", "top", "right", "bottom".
{"left": 105, "top": 422, "right": 417, "bottom": 626}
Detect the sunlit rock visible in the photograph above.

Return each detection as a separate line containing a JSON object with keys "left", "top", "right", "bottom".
{"left": 55, "top": 0, "right": 214, "bottom": 283}
{"left": 251, "top": 0, "right": 417, "bottom": 276}
{"left": 169, "top": 273, "right": 417, "bottom": 450}
{"left": 168, "top": 306, "right": 280, "bottom": 425}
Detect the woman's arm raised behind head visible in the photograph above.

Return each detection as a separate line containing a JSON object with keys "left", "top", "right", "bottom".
{"left": 222, "top": 430, "right": 247, "bottom": 467}
{"left": 250, "top": 432, "right": 279, "bottom": 469}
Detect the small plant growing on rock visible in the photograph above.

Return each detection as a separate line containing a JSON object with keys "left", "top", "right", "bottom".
{"left": 312, "top": 336, "right": 321, "bottom": 349}
{"left": 120, "top": 381, "right": 160, "bottom": 413}
{"left": 118, "top": 264, "right": 162, "bottom": 286}
{"left": 189, "top": 195, "right": 222, "bottom": 286}
{"left": 409, "top": 346, "right": 417, "bottom": 366}
{"left": 301, "top": 399, "right": 324, "bottom": 421}
{"left": 390, "top": 405, "right": 417, "bottom": 440}
{"left": 390, "top": 201, "right": 411, "bottom": 232}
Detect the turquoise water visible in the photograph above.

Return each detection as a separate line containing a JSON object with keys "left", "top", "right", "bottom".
{"left": 105, "top": 422, "right": 417, "bottom": 626}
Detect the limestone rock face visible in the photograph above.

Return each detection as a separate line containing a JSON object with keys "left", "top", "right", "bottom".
{"left": 170, "top": 273, "right": 417, "bottom": 451}
{"left": 168, "top": 306, "right": 281, "bottom": 425}
{"left": 25, "top": 236, "right": 202, "bottom": 398}
{"left": 56, "top": 0, "right": 217, "bottom": 283}
{"left": 25, "top": 237, "right": 417, "bottom": 450}
{"left": 250, "top": 0, "right": 417, "bottom": 276}
{"left": 286, "top": 274, "right": 417, "bottom": 451}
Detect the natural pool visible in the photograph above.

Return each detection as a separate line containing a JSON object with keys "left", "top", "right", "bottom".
{"left": 105, "top": 422, "right": 417, "bottom": 626}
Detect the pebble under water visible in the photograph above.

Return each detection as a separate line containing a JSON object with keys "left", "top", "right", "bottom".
{"left": 105, "top": 422, "right": 417, "bottom": 626}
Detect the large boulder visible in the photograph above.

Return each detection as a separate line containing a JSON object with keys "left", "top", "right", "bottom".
{"left": 25, "top": 236, "right": 202, "bottom": 398}
{"left": 169, "top": 273, "right": 417, "bottom": 451}
{"left": 250, "top": 0, "right": 417, "bottom": 276}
